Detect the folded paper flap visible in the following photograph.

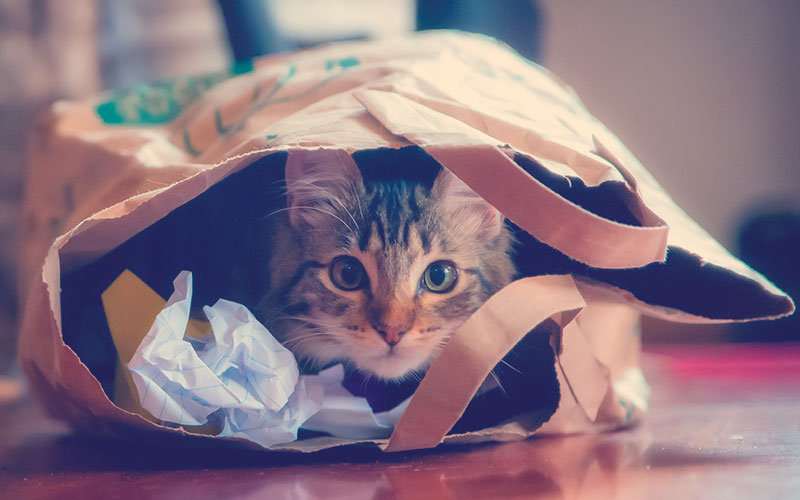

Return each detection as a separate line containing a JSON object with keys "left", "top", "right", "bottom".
{"left": 354, "top": 89, "right": 500, "bottom": 148}
{"left": 556, "top": 322, "right": 610, "bottom": 422}
{"left": 359, "top": 75, "right": 625, "bottom": 187}
{"left": 385, "top": 275, "right": 586, "bottom": 452}
{"left": 356, "top": 90, "right": 669, "bottom": 270}
{"left": 574, "top": 278, "right": 791, "bottom": 324}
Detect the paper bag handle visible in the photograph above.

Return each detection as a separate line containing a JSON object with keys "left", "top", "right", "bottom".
{"left": 384, "top": 274, "right": 586, "bottom": 452}
{"left": 355, "top": 90, "right": 669, "bottom": 270}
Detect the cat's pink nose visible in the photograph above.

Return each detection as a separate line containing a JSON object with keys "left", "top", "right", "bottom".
{"left": 376, "top": 324, "right": 408, "bottom": 346}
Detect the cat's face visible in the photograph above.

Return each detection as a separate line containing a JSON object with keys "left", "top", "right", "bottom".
{"left": 272, "top": 149, "right": 514, "bottom": 380}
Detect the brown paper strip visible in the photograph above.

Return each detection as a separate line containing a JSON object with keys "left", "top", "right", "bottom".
{"left": 385, "top": 275, "right": 586, "bottom": 452}
{"left": 556, "top": 321, "right": 610, "bottom": 422}
{"left": 376, "top": 85, "right": 622, "bottom": 186}
{"left": 355, "top": 90, "right": 669, "bottom": 270}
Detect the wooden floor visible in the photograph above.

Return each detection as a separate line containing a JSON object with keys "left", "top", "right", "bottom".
{"left": 1, "top": 343, "right": 799, "bottom": 499}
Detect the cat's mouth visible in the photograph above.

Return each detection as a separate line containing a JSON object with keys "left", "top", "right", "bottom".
{"left": 375, "top": 341, "right": 402, "bottom": 360}
{"left": 349, "top": 340, "right": 436, "bottom": 380}
{"left": 383, "top": 345, "right": 404, "bottom": 359}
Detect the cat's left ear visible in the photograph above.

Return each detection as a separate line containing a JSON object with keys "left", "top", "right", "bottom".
{"left": 284, "top": 149, "right": 363, "bottom": 228}
{"left": 432, "top": 169, "right": 505, "bottom": 238}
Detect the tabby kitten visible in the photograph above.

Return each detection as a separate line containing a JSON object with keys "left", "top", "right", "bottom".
{"left": 261, "top": 149, "right": 515, "bottom": 380}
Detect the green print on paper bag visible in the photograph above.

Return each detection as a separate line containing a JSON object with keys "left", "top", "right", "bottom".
{"left": 182, "top": 56, "right": 361, "bottom": 157}
{"left": 95, "top": 60, "right": 255, "bottom": 125}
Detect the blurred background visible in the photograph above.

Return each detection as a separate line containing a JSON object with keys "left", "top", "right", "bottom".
{"left": 0, "top": 0, "right": 798, "bottom": 374}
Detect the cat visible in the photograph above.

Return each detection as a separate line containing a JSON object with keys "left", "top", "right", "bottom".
{"left": 257, "top": 148, "right": 516, "bottom": 381}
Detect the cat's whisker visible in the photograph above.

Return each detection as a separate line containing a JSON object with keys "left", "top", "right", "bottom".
{"left": 289, "top": 178, "right": 361, "bottom": 234}
{"left": 318, "top": 187, "right": 361, "bottom": 234}
{"left": 498, "top": 359, "right": 523, "bottom": 375}
{"left": 276, "top": 314, "right": 346, "bottom": 332}
{"left": 406, "top": 371, "right": 423, "bottom": 384}
{"left": 268, "top": 178, "right": 289, "bottom": 191}
{"left": 295, "top": 351, "right": 331, "bottom": 371}
{"left": 294, "top": 328, "right": 341, "bottom": 339}
{"left": 283, "top": 333, "right": 339, "bottom": 347}
{"left": 273, "top": 311, "right": 325, "bottom": 323}
{"left": 430, "top": 337, "right": 452, "bottom": 356}
{"left": 291, "top": 204, "right": 355, "bottom": 234}
{"left": 259, "top": 206, "right": 294, "bottom": 222}
{"left": 283, "top": 332, "right": 318, "bottom": 343}
{"left": 286, "top": 339, "right": 326, "bottom": 357}
{"left": 353, "top": 191, "right": 365, "bottom": 226}
{"left": 283, "top": 337, "right": 341, "bottom": 358}
{"left": 489, "top": 370, "right": 508, "bottom": 397}
{"left": 359, "top": 370, "right": 378, "bottom": 393}
{"left": 258, "top": 205, "right": 356, "bottom": 235}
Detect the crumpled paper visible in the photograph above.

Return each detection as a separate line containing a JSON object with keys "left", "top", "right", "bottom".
{"left": 301, "top": 366, "right": 409, "bottom": 440}
{"left": 128, "top": 271, "right": 408, "bottom": 448}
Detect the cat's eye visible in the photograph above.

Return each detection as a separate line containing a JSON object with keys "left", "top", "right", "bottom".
{"left": 422, "top": 261, "right": 458, "bottom": 293}
{"left": 329, "top": 256, "right": 366, "bottom": 291}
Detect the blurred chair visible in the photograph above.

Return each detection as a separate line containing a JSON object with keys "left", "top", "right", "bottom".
{"left": 216, "top": 0, "right": 290, "bottom": 61}
{"left": 215, "top": 0, "right": 542, "bottom": 62}
{"left": 417, "top": 0, "right": 542, "bottom": 62}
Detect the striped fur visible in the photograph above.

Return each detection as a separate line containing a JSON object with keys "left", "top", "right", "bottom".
{"left": 261, "top": 150, "right": 515, "bottom": 380}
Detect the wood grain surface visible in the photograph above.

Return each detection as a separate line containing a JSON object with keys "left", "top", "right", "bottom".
{"left": 1, "top": 343, "right": 798, "bottom": 499}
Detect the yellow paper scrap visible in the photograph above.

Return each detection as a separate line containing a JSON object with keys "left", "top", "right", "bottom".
{"left": 101, "top": 269, "right": 215, "bottom": 433}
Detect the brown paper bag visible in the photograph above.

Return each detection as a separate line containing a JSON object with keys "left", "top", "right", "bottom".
{"left": 19, "top": 31, "right": 793, "bottom": 452}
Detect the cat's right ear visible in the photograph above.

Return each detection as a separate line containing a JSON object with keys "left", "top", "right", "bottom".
{"left": 284, "top": 149, "right": 363, "bottom": 228}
